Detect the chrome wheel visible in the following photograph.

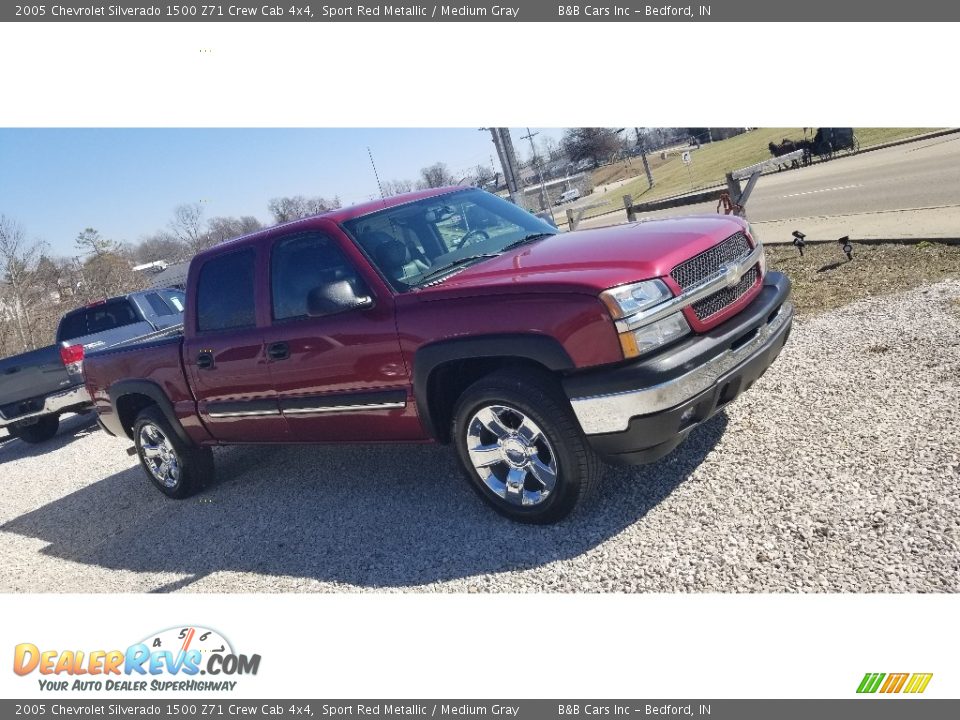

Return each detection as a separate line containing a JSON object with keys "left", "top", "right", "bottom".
{"left": 138, "top": 423, "right": 181, "bottom": 489}
{"left": 465, "top": 404, "right": 558, "bottom": 507}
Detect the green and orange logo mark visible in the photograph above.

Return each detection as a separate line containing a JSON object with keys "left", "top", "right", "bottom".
{"left": 857, "top": 672, "right": 933, "bottom": 694}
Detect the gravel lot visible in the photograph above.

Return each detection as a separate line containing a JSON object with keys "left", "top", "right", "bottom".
{"left": 1, "top": 280, "right": 958, "bottom": 593}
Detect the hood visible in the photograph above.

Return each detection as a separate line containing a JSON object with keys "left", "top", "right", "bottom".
{"left": 414, "top": 215, "right": 749, "bottom": 300}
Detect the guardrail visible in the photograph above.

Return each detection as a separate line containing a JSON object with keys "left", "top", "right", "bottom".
{"left": 732, "top": 150, "right": 805, "bottom": 180}
{"left": 620, "top": 151, "right": 804, "bottom": 223}
{"left": 622, "top": 188, "right": 728, "bottom": 222}
{"left": 564, "top": 202, "right": 608, "bottom": 230}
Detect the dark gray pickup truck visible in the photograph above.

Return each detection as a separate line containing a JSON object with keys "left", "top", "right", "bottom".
{"left": 0, "top": 288, "right": 185, "bottom": 444}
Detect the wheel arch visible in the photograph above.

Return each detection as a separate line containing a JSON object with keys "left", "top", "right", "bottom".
{"left": 413, "top": 334, "right": 575, "bottom": 443}
{"left": 109, "top": 380, "right": 193, "bottom": 446}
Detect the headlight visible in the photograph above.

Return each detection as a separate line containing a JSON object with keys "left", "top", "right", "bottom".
{"left": 618, "top": 312, "right": 690, "bottom": 358}
{"left": 746, "top": 223, "right": 767, "bottom": 275}
{"left": 599, "top": 279, "right": 672, "bottom": 319}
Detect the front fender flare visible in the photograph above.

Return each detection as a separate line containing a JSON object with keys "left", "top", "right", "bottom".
{"left": 412, "top": 333, "right": 574, "bottom": 440}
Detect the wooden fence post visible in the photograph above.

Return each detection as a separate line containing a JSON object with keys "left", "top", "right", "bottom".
{"left": 623, "top": 195, "right": 636, "bottom": 222}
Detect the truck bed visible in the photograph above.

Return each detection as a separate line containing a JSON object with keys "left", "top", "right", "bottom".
{"left": 82, "top": 328, "right": 193, "bottom": 441}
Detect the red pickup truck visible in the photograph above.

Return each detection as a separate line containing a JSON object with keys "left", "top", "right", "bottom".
{"left": 84, "top": 187, "right": 792, "bottom": 523}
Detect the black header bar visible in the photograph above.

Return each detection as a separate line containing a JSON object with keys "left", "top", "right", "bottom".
{"left": 4, "top": 1, "right": 958, "bottom": 22}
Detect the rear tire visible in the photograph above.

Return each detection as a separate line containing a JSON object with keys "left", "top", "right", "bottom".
{"left": 133, "top": 405, "right": 213, "bottom": 498}
{"left": 452, "top": 369, "right": 602, "bottom": 524}
{"left": 11, "top": 415, "right": 60, "bottom": 444}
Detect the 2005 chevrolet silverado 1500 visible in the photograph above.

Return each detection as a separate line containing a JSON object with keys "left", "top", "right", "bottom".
{"left": 83, "top": 187, "right": 792, "bottom": 523}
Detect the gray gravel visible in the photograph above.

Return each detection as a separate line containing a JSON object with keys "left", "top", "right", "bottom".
{"left": 1, "top": 280, "right": 958, "bottom": 593}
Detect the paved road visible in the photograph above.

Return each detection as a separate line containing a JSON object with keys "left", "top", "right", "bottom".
{"left": 570, "top": 132, "right": 960, "bottom": 240}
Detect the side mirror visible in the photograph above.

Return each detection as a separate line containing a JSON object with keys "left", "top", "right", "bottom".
{"left": 306, "top": 279, "right": 373, "bottom": 317}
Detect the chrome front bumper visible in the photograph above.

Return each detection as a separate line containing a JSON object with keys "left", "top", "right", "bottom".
{"left": 570, "top": 298, "right": 793, "bottom": 436}
{"left": 0, "top": 383, "right": 90, "bottom": 428}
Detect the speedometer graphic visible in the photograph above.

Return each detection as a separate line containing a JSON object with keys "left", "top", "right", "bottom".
{"left": 138, "top": 626, "right": 234, "bottom": 658}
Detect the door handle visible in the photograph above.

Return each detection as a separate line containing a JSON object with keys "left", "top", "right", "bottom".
{"left": 196, "top": 352, "right": 214, "bottom": 370}
{"left": 267, "top": 342, "right": 289, "bottom": 361}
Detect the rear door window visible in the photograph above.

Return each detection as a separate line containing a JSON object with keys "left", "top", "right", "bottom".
{"left": 196, "top": 249, "right": 257, "bottom": 332}
{"left": 57, "top": 299, "right": 140, "bottom": 342}
{"left": 57, "top": 312, "right": 89, "bottom": 342}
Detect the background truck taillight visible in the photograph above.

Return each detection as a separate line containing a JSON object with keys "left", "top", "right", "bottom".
{"left": 59, "top": 343, "right": 85, "bottom": 377}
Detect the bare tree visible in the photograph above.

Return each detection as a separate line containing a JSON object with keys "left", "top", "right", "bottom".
{"left": 542, "top": 135, "right": 561, "bottom": 161}
{"left": 0, "top": 215, "right": 47, "bottom": 351}
{"left": 524, "top": 138, "right": 545, "bottom": 170}
{"left": 418, "top": 162, "right": 456, "bottom": 189}
{"left": 134, "top": 231, "right": 188, "bottom": 264}
{"left": 380, "top": 179, "right": 415, "bottom": 197}
{"left": 561, "top": 128, "right": 622, "bottom": 168}
{"left": 168, "top": 203, "right": 206, "bottom": 254}
{"left": 73, "top": 227, "right": 137, "bottom": 301}
{"left": 75, "top": 227, "right": 119, "bottom": 258}
{"left": 267, "top": 195, "right": 340, "bottom": 224}
{"left": 206, "top": 215, "right": 263, "bottom": 245}
{"left": 80, "top": 253, "right": 143, "bottom": 302}
{"left": 473, "top": 164, "right": 495, "bottom": 188}
{"left": 33, "top": 255, "right": 67, "bottom": 302}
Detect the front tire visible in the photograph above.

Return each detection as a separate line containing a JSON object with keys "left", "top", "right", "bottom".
{"left": 11, "top": 415, "right": 60, "bottom": 444}
{"left": 452, "top": 369, "right": 602, "bottom": 524}
{"left": 133, "top": 405, "right": 213, "bottom": 498}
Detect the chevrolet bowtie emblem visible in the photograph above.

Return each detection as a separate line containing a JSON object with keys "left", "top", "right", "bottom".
{"left": 723, "top": 264, "right": 740, "bottom": 287}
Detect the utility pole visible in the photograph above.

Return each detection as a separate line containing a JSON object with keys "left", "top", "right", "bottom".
{"left": 635, "top": 127, "right": 654, "bottom": 190}
{"left": 500, "top": 128, "right": 523, "bottom": 206}
{"left": 520, "top": 127, "right": 549, "bottom": 211}
{"left": 488, "top": 128, "right": 511, "bottom": 192}
{"left": 488, "top": 128, "right": 523, "bottom": 206}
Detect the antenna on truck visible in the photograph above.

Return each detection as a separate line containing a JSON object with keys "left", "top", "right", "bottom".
{"left": 367, "top": 146, "right": 385, "bottom": 202}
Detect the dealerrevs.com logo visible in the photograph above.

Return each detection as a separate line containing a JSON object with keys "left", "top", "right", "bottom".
{"left": 13, "top": 626, "right": 261, "bottom": 693}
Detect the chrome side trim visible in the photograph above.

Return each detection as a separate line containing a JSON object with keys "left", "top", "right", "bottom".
{"left": 0, "top": 383, "right": 89, "bottom": 428}
{"left": 615, "top": 244, "right": 764, "bottom": 332}
{"left": 571, "top": 300, "right": 792, "bottom": 435}
{"left": 207, "top": 409, "right": 281, "bottom": 419}
{"left": 283, "top": 401, "right": 405, "bottom": 415}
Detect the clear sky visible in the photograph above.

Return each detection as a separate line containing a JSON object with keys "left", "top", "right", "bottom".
{"left": 0, "top": 127, "right": 567, "bottom": 257}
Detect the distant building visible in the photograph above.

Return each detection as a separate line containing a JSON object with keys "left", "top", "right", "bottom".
{"left": 148, "top": 260, "right": 190, "bottom": 290}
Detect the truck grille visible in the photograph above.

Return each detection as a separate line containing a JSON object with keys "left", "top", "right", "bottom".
{"left": 670, "top": 231, "right": 752, "bottom": 290}
{"left": 671, "top": 231, "right": 758, "bottom": 320}
{"left": 691, "top": 266, "right": 759, "bottom": 320}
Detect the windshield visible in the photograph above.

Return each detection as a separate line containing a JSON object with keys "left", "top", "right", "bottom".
{"left": 340, "top": 189, "right": 556, "bottom": 291}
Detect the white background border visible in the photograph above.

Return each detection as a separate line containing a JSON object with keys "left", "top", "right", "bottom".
{"left": 1, "top": 22, "right": 957, "bottom": 127}
{"left": 0, "top": 19, "right": 957, "bottom": 701}
{"left": 2, "top": 594, "right": 957, "bottom": 698}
